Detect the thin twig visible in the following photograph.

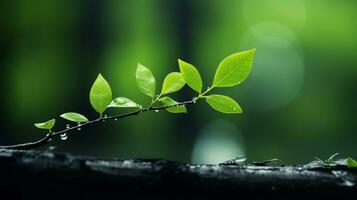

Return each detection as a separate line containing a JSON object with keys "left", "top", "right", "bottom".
{"left": 0, "top": 100, "right": 195, "bottom": 150}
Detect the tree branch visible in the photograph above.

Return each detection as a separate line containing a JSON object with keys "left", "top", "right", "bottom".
{"left": 0, "top": 100, "right": 195, "bottom": 150}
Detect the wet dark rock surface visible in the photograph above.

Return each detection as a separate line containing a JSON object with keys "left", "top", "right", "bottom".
{"left": 1, "top": 149, "right": 357, "bottom": 199}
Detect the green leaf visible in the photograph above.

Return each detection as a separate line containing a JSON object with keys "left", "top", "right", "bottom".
{"left": 206, "top": 94, "right": 242, "bottom": 114}
{"left": 136, "top": 63, "right": 156, "bottom": 99}
{"left": 159, "top": 97, "right": 187, "bottom": 113}
{"left": 89, "top": 73, "right": 113, "bottom": 115}
{"left": 107, "top": 97, "right": 141, "bottom": 108}
{"left": 60, "top": 112, "right": 89, "bottom": 123}
{"left": 178, "top": 59, "right": 203, "bottom": 93}
{"left": 34, "top": 119, "right": 56, "bottom": 130}
{"left": 347, "top": 158, "right": 357, "bottom": 168}
{"left": 212, "top": 49, "right": 256, "bottom": 88}
{"left": 161, "top": 72, "right": 185, "bottom": 95}
{"left": 327, "top": 153, "right": 339, "bottom": 162}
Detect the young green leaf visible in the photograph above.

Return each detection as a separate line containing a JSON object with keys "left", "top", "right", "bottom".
{"left": 178, "top": 59, "right": 203, "bottom": 93}
{"left": 206, "top": 94, "right": 242, "bottom": 114}
{"left": 159, "top": 97, "right": 187, "bottom": 113}
{"left": 89, "top": 74, "right": 112, "bottom": 116}
{"left": 34, "top": 119, "right": 56, "bottom": 131}
{"left": 327, "top": 153, "right": 340, "bottom": 162}
{"left": 107, "top": 97, "right": 141, "bottom": 108}
{"left": 347, "top": 158, "right": 357, "bottom": 168}
{"left": 136, "top": 63, "right": 156, "bottom": 99}
{"left": 161, "top": 72, "right": 185, "bottom": 95}
{"left": 212, "top": 49, "right": 256, "bottom": 88}
{"left": 60, "top": 112, "right": 89, "bottom": 123}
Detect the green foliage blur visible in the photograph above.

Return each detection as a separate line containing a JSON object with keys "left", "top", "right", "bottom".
{"left": 1, "top": 0, "right": 357, "bottom": 164}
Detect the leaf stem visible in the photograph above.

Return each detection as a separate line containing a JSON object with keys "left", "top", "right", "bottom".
{"left": 151, "top": 94, "right": 163, "bottom": 105}
{"left": 0, "top": 99, "right": 196, "bottom": 150}
{"left": 194, "top": 86, "right": 214, "bottom": 101}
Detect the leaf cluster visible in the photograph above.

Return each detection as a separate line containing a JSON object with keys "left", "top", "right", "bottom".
{"left": 33, "top": 49, "right": 256, "bottom": 137}
{"left": 347, "top": 157, "right": 357, "bottom": 169}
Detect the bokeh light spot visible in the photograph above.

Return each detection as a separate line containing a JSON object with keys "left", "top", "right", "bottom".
{"left": 192, "top": 120, "right": 245, "bottom": 164}
{"left": 242, "top": 0, "right": 306, "bottom": 31}
{"left": 239, "top": 22, "right": 304, "bottom": 111}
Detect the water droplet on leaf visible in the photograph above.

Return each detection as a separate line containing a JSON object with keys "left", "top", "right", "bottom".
{"left": 115, "top": 98, "right": 127, "bottom": 104}
{"left": 155, "top": 110, "right": 159, "bottom": 113}
{"left": 66, "top": 124, "right": 70, "bottom": 129}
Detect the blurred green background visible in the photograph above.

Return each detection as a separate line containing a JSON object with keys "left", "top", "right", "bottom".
{"left": 1, "top": 0, "right": 356, "bottom": 164}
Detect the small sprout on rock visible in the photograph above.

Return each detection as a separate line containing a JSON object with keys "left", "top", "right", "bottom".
{"left": 219, "top": 155, "right": 247, "bottom": 166}
{"left": 347, "top": 157, "right": 357, "bottom": 169}
{"left": 315, "top": 153, "right": 340, "bottom": 168}
{"left": 252, "top": 158, "right": 282, "bottom": 166}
